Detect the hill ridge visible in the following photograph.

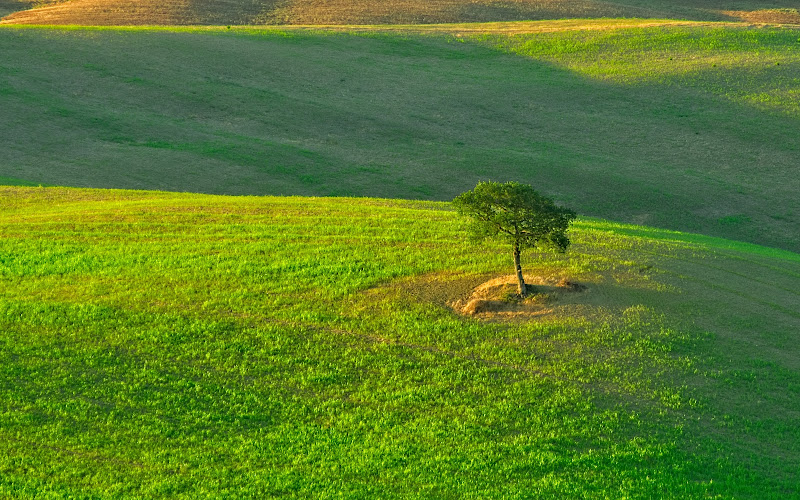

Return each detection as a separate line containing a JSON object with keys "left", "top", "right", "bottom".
{"left": 3, "top": 0, "right": 800, "bottom": 26}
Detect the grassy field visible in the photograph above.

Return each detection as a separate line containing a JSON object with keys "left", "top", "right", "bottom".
{"left": 2, "top": 12, "right": 799, "bottom": 496}
{"left": 2, "top": 0, "right": 800, "bottom": 25}
{"left": 1, "top": 186, "right": 799, "bottom": 497}
{"left": 1, "top": 23, "right": 799, "bottom": 251}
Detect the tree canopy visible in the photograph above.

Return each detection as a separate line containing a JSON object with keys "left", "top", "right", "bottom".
{"left": 453, "top": 181, "right": 576, "bottom": 295}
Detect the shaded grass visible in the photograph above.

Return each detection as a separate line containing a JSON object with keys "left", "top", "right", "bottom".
{"left": 1, "top": 23, "right": 799, "bottom": 252}
{"left": 1, "top": 186, "right": 799, "bottom": 497}
{"left": 0, "top": 175, "right": 43, "bottom": 186}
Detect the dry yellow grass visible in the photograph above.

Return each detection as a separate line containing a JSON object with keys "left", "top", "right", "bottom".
{"left": 1, "top": 0, "right": 281, "bottom": 25}
{"left": 0, "top": 0, "right": 60, "bottom": 18}
{"left": 720, "top": 8, "right": 800, "bottom": 24}
{"left": 3, "top": 0, "right": 800, "bottom": 26}
{"left": 264, "top": 0, "right": 651, "bottom": 25}
{"left": 288, "top": 19, "right": 741, "bottom": 36}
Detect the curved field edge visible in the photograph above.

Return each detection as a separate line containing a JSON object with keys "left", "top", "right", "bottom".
{"left": 1, "top": 186, "right": 798, "bottom": 497}
{"left": 0, "top": 18, "right": 748, "bottom": 31}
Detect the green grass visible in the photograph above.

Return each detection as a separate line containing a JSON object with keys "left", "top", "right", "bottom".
{"left": 2, "top": 14, "right": 799, "bottom": 499}
{"left": 482, "top": 25, "right": 800, "bottom": 113}
{"left": 1, "top": 186, "right": 799, "bottom": 497}
{"left": 1, "top": 23, "right": 799, "bottom": 252}
{"left": 0, "top": 175, "right": 44, "bottom": 186}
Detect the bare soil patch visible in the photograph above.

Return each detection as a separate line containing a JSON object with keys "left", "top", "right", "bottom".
{"left": 452, "top": 274, "right": 588, "bottom": 319}
{"left": 389, "top": 268, "right": 664, "bottom": 322}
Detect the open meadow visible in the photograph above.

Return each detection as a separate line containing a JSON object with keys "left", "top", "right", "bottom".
{"left": 2, "top": 1, "right": 800, "bottom": 497}
{"left": 1, "top": 186, "right": 799, "bottom": 497}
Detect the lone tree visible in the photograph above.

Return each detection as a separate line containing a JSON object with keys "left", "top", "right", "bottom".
{"left": 453, "top": 181, "right": 576, "bottom": 297}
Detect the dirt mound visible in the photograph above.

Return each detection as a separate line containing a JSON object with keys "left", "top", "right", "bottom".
{"left": 452, "top": 274, "right": 588, "bottom": 319}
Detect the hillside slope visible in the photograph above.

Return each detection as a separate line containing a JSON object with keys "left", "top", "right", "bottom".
{"left": 1, "top": 186, "right": 799, "bottom": 497}
{"left": 2, "top": 0, "right": 800, "bottom": 26}
{"left": 1, "top": 25, "right": 799, "bottom": 251}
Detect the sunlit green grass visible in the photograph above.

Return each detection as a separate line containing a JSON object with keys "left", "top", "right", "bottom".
{"left": 1, "top": 186, "right": 799, "bottom": 497}
{"left": 1, "top": 23, "right": 799, "bottom": 252}
{"left": 481, "top": 25, "right": 800, "bottom": 114}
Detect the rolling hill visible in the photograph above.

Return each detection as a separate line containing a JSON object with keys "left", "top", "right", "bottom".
{"left": 1, "top": 186, "right": 799, "bottom": 497}
{"left": 1, "top": 23, "right": 799, "bottom": 252}
{"left": 2, "top": 0, "right": 800, "bottom": 26}
{"left": 2, "top": 5, "right": 800, "bottom": 496}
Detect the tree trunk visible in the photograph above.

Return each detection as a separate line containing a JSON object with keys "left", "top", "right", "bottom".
{"left": 513, "top": 243, "right": 526, "bottom": 296}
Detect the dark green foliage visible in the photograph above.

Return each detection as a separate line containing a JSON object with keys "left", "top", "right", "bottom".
{"left": 453, "top": 181, "right": 575, "bottom": 294}
{"left": 453, "top": 181, "right": 576, "bottom": 251}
